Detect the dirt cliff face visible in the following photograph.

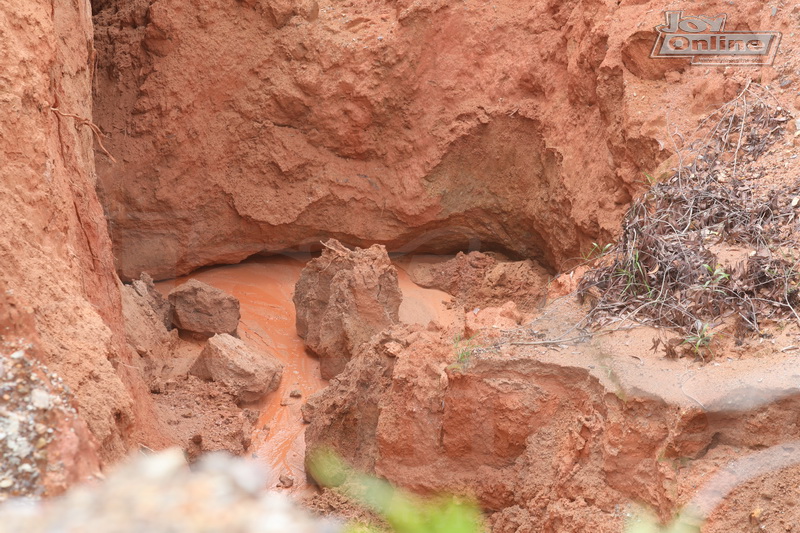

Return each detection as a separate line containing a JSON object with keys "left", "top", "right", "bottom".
{"left": 88, "top": 0, "right": 765, "bottom": 280}
{"left": 0, "top": 0, "right": 165, "bottom": 463}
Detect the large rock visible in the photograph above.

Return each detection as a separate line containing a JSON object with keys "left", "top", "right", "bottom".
{"left": 168, "top": 280, "right": 240, "bottom": 337}
{"left": 190, "top": 334, "right": 283, "bottom": 403}
{"left": 294, "top": 240, "right": 402, "bottom": 379}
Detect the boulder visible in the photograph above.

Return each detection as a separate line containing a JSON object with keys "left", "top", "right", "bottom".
{"left": 294, "top": 239, "right": 402, "bottom": 379}
{"left": 168, "top": 279, "right": 240, "bottom": 337}
{"left": 190, "top": 334, "right": 283, "bottom": 403}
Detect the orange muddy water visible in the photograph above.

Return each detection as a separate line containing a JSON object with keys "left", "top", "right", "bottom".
{"left": 159, "top": 254, "right": 455, "bottom": 493}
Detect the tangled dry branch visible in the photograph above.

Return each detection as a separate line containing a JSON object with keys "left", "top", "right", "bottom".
{"left": 578, "top": 84, "right": 800, "bottom": 359}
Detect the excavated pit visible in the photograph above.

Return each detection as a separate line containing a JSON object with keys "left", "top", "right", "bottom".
{"left": 130, "top": 246, "right": 800, "bottom": 533}
{"left": 5, "top": 0, "right": 800, "bottom": 530}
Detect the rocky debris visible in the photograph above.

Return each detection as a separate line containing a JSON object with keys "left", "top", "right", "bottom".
{"left": 131, "top": 273, "right": 172, "bottom": 330}
{"left": 294, "top": 240, "right": 402, "bottom": 379}
{"left": 408, "top": 252, "right": 550, "bottom": 312}
{"left": 190, "top": 334, "right": 283, "bottom": 403}
{"left": 0, "top": 449, "right": 339, "bottom": 533}
{"left": 277, "top": 473, "right": 295, "bottom": 489}
{"left": 168, "top": 280, "right": 240, "bottom": 337}
{"left": 121, "top": 283, "right": 179, "bottom": 390}
{"left": 0, "top": 347, "right": 101, "bottom": 502}
{"left": 151, "top": 376, "right": 255, "bottom": 460}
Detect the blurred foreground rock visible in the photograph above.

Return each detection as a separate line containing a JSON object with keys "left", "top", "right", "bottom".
{"left": 0, "top": 449, "right": 339, "bottom": 533}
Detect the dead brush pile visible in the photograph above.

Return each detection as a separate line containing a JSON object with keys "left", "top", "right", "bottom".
{"left": 578, "top": 83, "right": 800, "bottom": 359}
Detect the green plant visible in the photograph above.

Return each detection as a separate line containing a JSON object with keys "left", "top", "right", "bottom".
{"left": 308, "top": 449, "right": 483, "bottom": 533}
{"left": 582, "top": 241, "right": 613, "bottom": 261}
{"left": 701, "top": 264, "right": 729, "bottom": 289}
{"left": 452, "top": 334, "right": 477, "bottom": 367}
{"left": 682, "top": 322, "right": 715, "bottom": 357}
{"left": 613, "top": 249, "right": 653, "bottom": 298}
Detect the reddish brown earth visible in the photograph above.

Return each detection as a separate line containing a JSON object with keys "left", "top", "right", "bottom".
{"left": 303, "top": 294, "right": 800, "bottom": 532}
{"left": 0, "top": 0, "right": 170, "bottom": 471}
{"left": 4, "top": 0, "right": 800, "bottom": 531}
{"left": 86, "top": 0, "right": 798, "bottom": 281}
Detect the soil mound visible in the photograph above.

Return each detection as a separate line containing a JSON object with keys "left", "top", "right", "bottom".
{"left": 151, "top": 377, "right": 256, "bottom": 460}
{"left": 408, "top": 252, "right": 550, "bottom": 312}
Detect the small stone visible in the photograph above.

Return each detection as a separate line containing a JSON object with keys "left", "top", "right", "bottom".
{"left": 0, "top": 479, "right": 12, "bottom": 489}
{"left": 34, "top": 424, "right": 47, "bottom": 435}
{"left": 278, "top": 473, "right": 295, "bottom": 488}
{"left": 35, "top": 437, "right": 47, "bottom": 449}
{"left": 289, "top": 389, "right": 302, "bottom": 398}
{"left": 9, "top": 351, "right": 23, "bottom": 360}
{"left": 30, "top": 389, "right": 51, "bottom": 409}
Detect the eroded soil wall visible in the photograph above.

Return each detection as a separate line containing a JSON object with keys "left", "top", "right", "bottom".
{"left": 0, "top": 0, "right": 167, "bottom": 463}
{"left": 88, "top": 0, "right": 722, "bottom": 280}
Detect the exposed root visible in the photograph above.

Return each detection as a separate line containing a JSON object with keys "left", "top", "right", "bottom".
{"left": 50, "top": 106, "right": 117, "bottom": 163}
